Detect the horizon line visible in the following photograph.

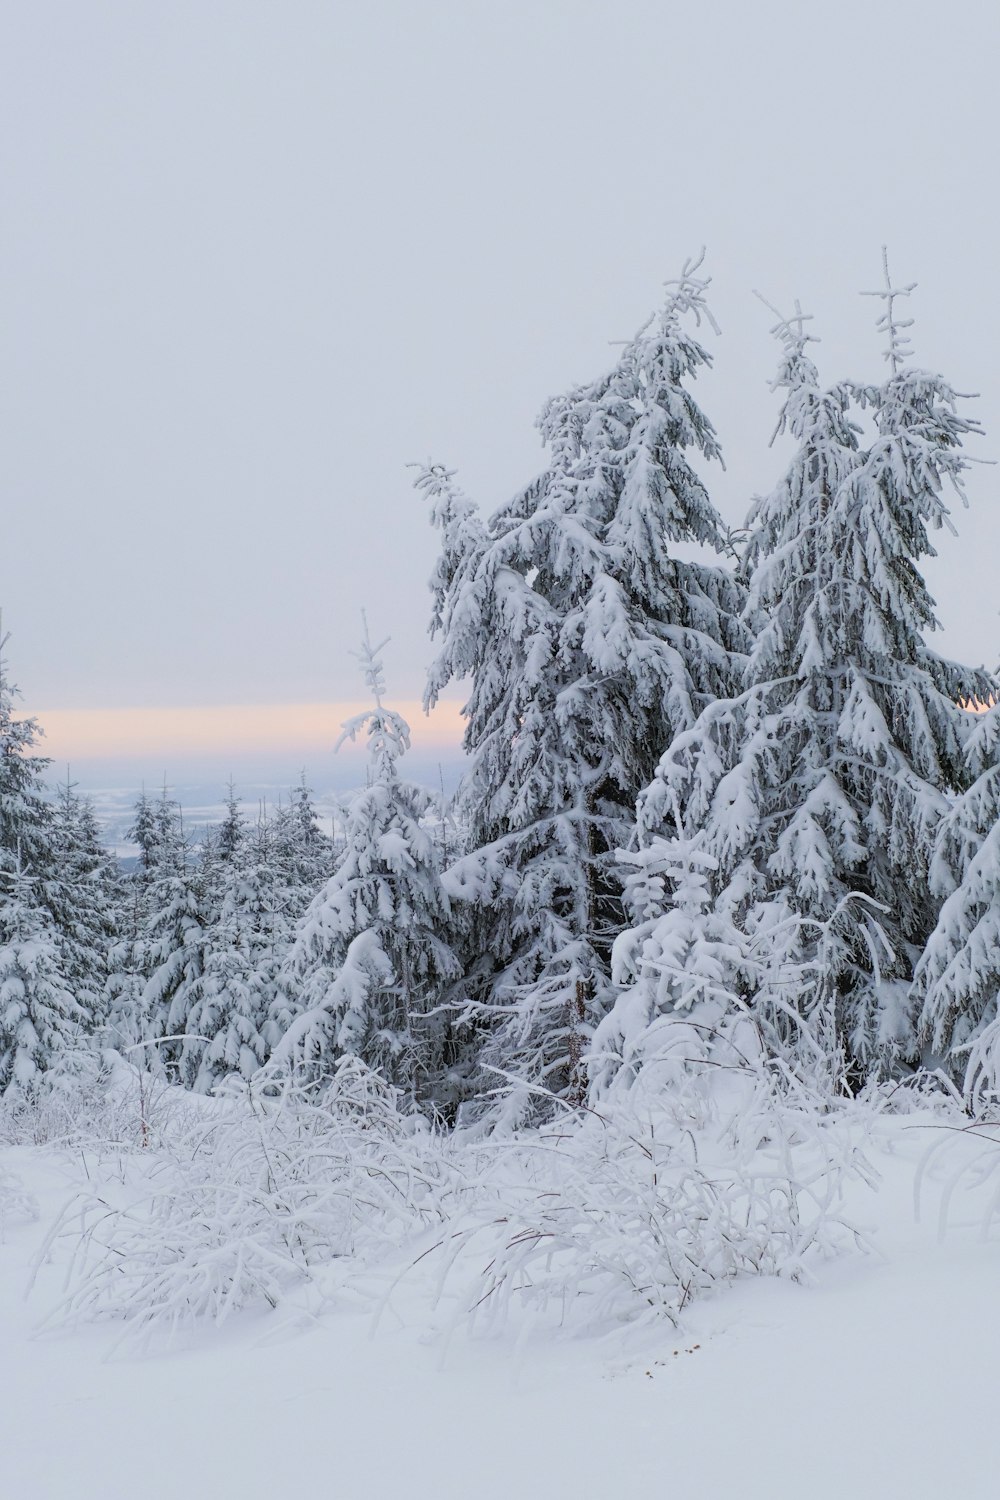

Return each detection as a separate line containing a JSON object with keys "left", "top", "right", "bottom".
{"left": 27, "top": 698, "right": 467, "bottom": 763}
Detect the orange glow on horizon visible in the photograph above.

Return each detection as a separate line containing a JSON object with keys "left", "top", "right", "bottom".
{"left": 30, "top": 699, "right": 466, "bottom": 764}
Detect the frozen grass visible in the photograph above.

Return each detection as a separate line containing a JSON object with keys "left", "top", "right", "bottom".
{"left": 419, "top": 1068, "right": 874, "bottom": 1339}
{"left": 29, "top": 1059, "right": 465, "bottom": 1350}
{"left": 8, "top": 1050, "right": 880, "bottom": 1351}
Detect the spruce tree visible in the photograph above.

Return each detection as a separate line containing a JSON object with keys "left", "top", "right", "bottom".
{"left": 178, "top": 797, "right": 277, "bottom": 1092}
{"left": 419, "top": 257, "right": 748, "bottom": 1117}
{"left": 275, "top": 623, "right": 462, "bottom": 1108}
{"left": 44, "top": 773, "right": 118, "bottom": 1034}
{"left": 138, "top": 786, "right": 211, "bottom": 1082}
{"left": 628, "top": 268, "right": 992, "bottom": 1086}
{"left": 0, "top": 629, "right": 88, "bottom": 1090}
{"left": 0, "top": 627, "right": 53, "bottom": 880}
{"left": 0, "top": 862, "right": 87, "bottom": 1095}
{"left": 589, "top": 830, "right": 749, "bottom": 1098}
{"left": 105, "top": 788, "right": 168, "bottom": 1055}
{"left": 914, "top": 704, "right": 1000, "bottom": 1098}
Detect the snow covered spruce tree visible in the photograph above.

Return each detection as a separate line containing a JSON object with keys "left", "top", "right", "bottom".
{"left": 45, "top": 773, "right": 118, "bottom": 1034}
{"left": 589, "top": 826, "right": 751, "bottom": 1098}
{"left": 133, "top": 786, "right": 213, "bottom": 1082}
{"left": 615, "top": 266, "right": 991, "bottom": 1091}
{"left": 0, "top": 860, "right": 88, "bottom": 1096}
{"left": 279, "top": 774, "right": 334, "bottom": 897}
{"left": 0, "top": 631, "right": 88, "bottom": 1092}
{"left": 274, "top": 622, "right": 462, "bottom": 1109}
{"left": 418, "top": 256, "right": 748, "bottom": 1119}
{"left": 104, "top": 788, "right": 167, "bottom": 1055}
{"left": 169, "top": 790, "right": 281, "bottom": 1092}
{"left": 913, "top": 703, "right": 1000, "bottom": 1100}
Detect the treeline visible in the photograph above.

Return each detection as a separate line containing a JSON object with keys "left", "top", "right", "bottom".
{"left": 3, "top": 252, "right": 999, "bottom": 1119}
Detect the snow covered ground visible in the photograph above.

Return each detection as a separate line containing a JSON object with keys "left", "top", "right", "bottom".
{"left": 2, "top": 1107, "right": 998, "bottom": 1500}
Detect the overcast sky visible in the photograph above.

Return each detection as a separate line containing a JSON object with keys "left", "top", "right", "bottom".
{"left": 2, "top": 0, "right": 998, "bottom": 782}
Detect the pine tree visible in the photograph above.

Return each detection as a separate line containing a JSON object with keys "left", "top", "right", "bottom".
{"left": 631, "top": 267, "right": 992, "bottom": 1085}
{"left": 275, "top": 623, "right": 462, "bottom": 1108}
{"left": 419, "top": 256, "right": 748, "bottom": 1117}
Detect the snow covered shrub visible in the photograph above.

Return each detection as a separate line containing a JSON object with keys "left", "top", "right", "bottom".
{"left": 429, "top": 1069, "right": 871, "bottom": 1337}
{"left": 35, "top": 1058, "right": 458, "bottom": 1349}
{"left": 0, "top": 1046, "right": 112, "bottom": 1146}
{"left": 0, "top": 1046, "right": 195, "bottom": 1151}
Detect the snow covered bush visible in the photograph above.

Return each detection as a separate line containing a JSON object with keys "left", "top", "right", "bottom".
{"left": 34, "top": 1059, "right": 459, "bottom": 1349}
{"left": 0, "top": 1047, "right": 190, "bottom": 1150}
{"left": 422, "top": 1061, "right": 872, "bottom": 1339}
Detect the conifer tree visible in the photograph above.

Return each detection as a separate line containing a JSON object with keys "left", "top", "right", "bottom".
{"left": 138, "top": 786, "right": 211, "bottom": 1081}
{"left": 589, "top": 830, "right": 750, "bottom": 1097}
{"left": 174, "top": 796, "right": 278, "bottom": 1092}
{"left": 44, "top": 773, "right": 118, "bottom": 1033}
{"left": 0, "top": 625, "right": 53, "bottom": 880}
{"left": 914, "top": 704, "right": 1000, "bottom": 1098}
{"left": 275, "top": 623, "right": 462, "bottom": 1108}
{"left": 628, "top": 267, "right": 992, "bottom": 1085}
{"left": 105, "top": 788, "right": 168, "bottom": 1054}
{"left": 0, "top": 861, "right": 87, "bottom": 1095}
{"left": 419, "top": 257, "right": 748, "bottom": 1116}
{"left": 0, "top": 628, "right": 88, "bottom": 1090}
{"left": 265, "top": 777, "right": 334, "bottom": 920}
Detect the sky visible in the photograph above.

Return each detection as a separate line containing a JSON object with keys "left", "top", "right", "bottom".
{"left": 2, "top": 0, "right": 998, "bottom": 793}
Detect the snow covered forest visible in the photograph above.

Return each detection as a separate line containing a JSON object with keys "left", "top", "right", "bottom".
{"left": 4, "top": 254, "right": 996, "bottom": 1116}
{"left": 5, "top": 255, "right": 1000, "bottom": 1475}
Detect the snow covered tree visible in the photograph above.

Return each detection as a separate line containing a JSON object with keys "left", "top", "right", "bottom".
{"left": 589, "top": 829, "right": 750, "bottom": 1098}
{"left": 419, "top": 256, "right": 748, "bottom": 1118}
{"left": 215, "top": 779, "right": 244, "bottom": 868}
{"left": 172, "top": 791, "right": 289, "bottom": 1092}
{"left": 258, "top": 777, "right": 334, "bottom": 928}
{"left": 0, "top": 628, "right": 92, "bottom": 1089}
{"left": 631, "top": 266, "right": 992, "bottom": 1086}
{"left": 0, "top": 860, "right": 88, "bottom": 1096}
{"left": 105, "top": 787, "right": 170, "bottom": 1055}
{"left": 43, "top": 773, "right": 118, "bottom": 1033}
{"left": 914, "top": 704, "right": 1000, "bottom": 1099}
{"left": 135, "top": 787, "right": 212, "bottom": 1082}
{"left": 0, "top": 625, "right": 53, "bottom": 881}
{"left": 275, "top": 622, "right": 462, "bottom": 1109}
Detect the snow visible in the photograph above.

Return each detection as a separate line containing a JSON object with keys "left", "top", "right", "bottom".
{"left": 3, "top": 1110, "right": 999, "bottom": 1499}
